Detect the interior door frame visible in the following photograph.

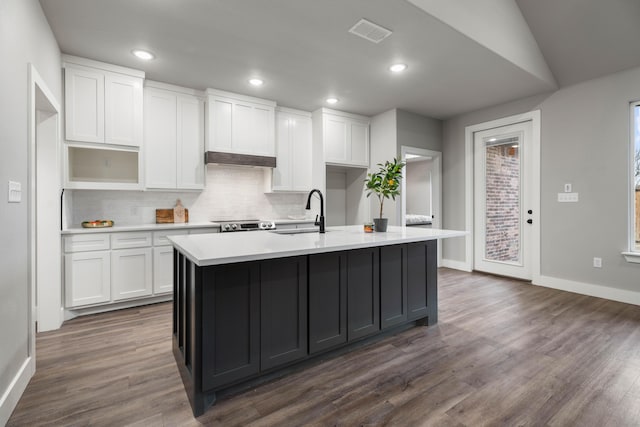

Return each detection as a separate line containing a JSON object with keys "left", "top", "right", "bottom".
{"left": 464, "top": 111, "right": 541, "bottom": 281}
{"left": 398, "top": 146, "right": 442, "bottom": 266}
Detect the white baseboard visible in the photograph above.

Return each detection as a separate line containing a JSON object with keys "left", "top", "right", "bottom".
{"left": 534, "top": 275, "right": 640, "bottom": 306}
{"left": 441, "top": 258, "right": 472, "bottom": 272}
{"left": 64, "top": 294, "right": 172, "bottom": 321}
{"left": 0, "top": 356, "right": 34, "bottom": 426}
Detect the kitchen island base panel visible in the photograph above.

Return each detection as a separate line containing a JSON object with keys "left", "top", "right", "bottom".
{"left": 173, "top": 239, "right": 438, "bottom": 417}
{"left": 173, "top": 317, "right": 423, "bottom": 417}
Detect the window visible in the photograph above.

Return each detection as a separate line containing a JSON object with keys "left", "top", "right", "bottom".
{"left": 627, "top": 102, "right": 640, "bottom": 259}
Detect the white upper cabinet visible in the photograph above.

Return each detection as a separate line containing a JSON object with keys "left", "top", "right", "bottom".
{"left": 65, "top": 66, "right": 105, "bottom": 143}
{"left": 272, "top": 107, "right": 313, "bottom": 192}
{"left": 63, "top": 56, "right": 144, "bottom": 148}
{"left": 105, "top": 73, "right": 143, "bottom": 146}
{"left": 206, "top": 89, "right": 276, "bottom": 157}
{"left": 314, "top": 108, "right": 370, "bottom": 167}
{"left": 144, "top": 81, "right": 205, "bottom": 190}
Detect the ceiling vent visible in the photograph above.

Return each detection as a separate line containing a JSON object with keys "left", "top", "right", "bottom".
{"left": 348, "top": 19, "right": 392, "bottom": 44}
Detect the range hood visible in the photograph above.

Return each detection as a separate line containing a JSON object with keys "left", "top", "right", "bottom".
{"left": 205, "top": 151, "right": 276, "bottom": 168}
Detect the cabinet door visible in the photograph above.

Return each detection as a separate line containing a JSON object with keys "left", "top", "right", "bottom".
{"left": 291, "top": 114, "right": 313, "bottom": 191}
{"left": 145, "top": 88, "right": 177, "bottom": 188}
{"left": 65, "top": 251, "right": 111, "bottom": 307}
{"left": 324, "top": 115, "right": 348, "bottom": 163}
{"left": 308, "top": 252, "right": 347, "bottom": 354}
{"left": 347, "top": 248, "right": 380, "bottom": 340}
{"left": 252, "top": 104, "right": 275, "bottom": 156}
{"left": 380, "top": 244, "right": 408, "bottom": 329}
{"left": 260, "top": 256, "right": 308, "bottom": 370}
{"left": 209, "top": 98, "right": 233, "bottom": 151}
{"left": 177, "top": 95, "right": 205, "bottom": 189}
{"left": 105, "top": 73, "right": 143, "bottom": 147}
{"left": 111, "top": 247, "right": 153, "bottom": 300}
{"left": 202, "top": 263, "right": 260, "bottom": 390}
{"left": 153, "top": 246, "right": 174, "bottom": 294}
{"left": 65, "top": 66, "right": 105, "bottom": 143}
{"left": 350, "top": 121, "right": 369, "bottom": 166}
{"left": 272, "top": 113, "right": 292, "bottom": 190}
{"left": 407, "top": 240, "right": 437, "bottom": 322}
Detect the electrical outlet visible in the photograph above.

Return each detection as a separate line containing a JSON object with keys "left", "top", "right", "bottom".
{"left": 593, "top": 257, "right": 602, "bottom": 268}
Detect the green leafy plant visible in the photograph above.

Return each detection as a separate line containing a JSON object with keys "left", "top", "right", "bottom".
{"left": 364, "top": 158, "right": 406, "bottom": 219}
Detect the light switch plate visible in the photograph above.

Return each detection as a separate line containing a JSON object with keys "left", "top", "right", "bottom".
{"left": 558, "top": 192, "right": 579, "bottom": 202}
{"left": 8, "top": 181, "right": 21, "bottom": 203}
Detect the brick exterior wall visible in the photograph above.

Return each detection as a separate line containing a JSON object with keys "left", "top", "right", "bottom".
{"left": 485, "top": 145, "right": 520, "bottom": 262}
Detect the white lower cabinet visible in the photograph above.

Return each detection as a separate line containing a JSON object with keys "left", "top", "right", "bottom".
{"left": 153, "top": 246, "right": 174, "bottom": 294}
{"left": 64, "top": 227, "right": 220, "bottom": 310}
{"left": 111, "top": 247, "right": 153, "bottom": 300}
{"left": 65, "top": 250, "right": 111, "bottom": 307}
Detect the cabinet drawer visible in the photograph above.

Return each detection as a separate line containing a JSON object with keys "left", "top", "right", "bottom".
{"left": 64, "top": 234, "right": 110, "bottom": 253}
{"left": 111, "top": 232, "right": 152, "bottom": 249}
{"left": 153, "top": 229, "right": 188, "bottom": 246}
{"left": 189, "top": 228, "right": 219, "bottom": 235}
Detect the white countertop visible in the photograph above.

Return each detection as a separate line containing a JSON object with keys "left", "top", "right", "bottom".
{"left": 60, "top": 218, "right": 315, "bottom": 235}
{"left": 169, "top": 225, "right": 467, "bottom": 266}
{"left": 61, "top": 221, "right": 220, "bottom": 235}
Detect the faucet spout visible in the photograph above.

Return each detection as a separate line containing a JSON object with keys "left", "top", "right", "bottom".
{"left": 305, "top": 189, "right": 325, "bottom": 233}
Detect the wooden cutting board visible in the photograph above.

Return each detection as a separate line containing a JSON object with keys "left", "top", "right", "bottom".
{"left": 156, "top": 209, "right": 189, "bottom": 223}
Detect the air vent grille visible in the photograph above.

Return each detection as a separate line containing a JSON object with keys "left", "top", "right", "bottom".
{"left": 348, "top": 19, "right": 392, "bottom": 44}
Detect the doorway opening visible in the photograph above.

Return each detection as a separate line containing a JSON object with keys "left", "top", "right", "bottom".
{"left": 29, "top": 64, "right": 62, "bottom": 338}
{"left": 399, "top": 146, "right": 442, "bottom": 265}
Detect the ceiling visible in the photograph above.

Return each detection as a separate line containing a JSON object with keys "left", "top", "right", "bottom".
{"left": 39, "top": 0, "right": 640, "bottom": 119}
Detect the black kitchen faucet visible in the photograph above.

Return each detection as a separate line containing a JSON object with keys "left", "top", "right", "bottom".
{"left": 305, "top": 189, "right": 325, "bottom": 233}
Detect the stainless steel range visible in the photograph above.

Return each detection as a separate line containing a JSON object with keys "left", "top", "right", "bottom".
{"left": 215, "top": 219, "right": 276, "bottom": 232}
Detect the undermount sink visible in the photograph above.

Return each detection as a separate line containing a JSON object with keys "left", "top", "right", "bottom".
{"left": 270, "top": 228, "right": 323, "bottom": 235}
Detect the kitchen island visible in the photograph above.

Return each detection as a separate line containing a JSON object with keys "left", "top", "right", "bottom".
{"left": 169, "top": 225, "right": 465, "bottom": 416}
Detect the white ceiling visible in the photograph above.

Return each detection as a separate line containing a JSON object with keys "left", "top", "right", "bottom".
{"left": 39, "top": 0, "right": 640, "bottom": 119}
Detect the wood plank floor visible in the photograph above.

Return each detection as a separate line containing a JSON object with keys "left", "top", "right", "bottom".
{"left": 8, "top": 268, "right": 640, "bottom": 426}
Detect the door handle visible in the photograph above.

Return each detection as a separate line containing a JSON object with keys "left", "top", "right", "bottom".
{"left": 528, "top": 209, "right": 533, "bottom": 214}
{"left": 527, "top": 219, "right": 533, "bottom": 224}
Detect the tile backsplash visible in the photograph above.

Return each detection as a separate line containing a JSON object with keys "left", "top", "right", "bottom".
{"left": 66, "top": 165, "right": 311, "bottom": 227}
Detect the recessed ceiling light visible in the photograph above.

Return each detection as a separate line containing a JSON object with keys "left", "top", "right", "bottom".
{"left": 132, "top": 49, "right": 154, "bottom": 61}
{"left": 248, "top": 78, "right": 264, "bottom": 87}
{"left": 326, "top": 97, "right": 339, "bottom": 105}
{"left": 389, "top": 63, "right": 407, "bottom": 73}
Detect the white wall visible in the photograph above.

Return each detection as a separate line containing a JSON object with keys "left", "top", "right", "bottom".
{"left": 68, "top": 165, "right": 309, "bottom": 226}
{"left": 0, "top": 0, "right": 61, "bottom": 423}
{"left": 442, "top": 65, "right": 640, "bottom": 295}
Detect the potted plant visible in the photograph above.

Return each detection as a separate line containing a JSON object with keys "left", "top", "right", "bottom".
{"left": 364, "top": 157, "right": 405, "bottom": 232}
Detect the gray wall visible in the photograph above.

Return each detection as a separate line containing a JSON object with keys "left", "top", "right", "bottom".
{"left": 442, "top": 66, "right": 640, "bottom": 292}
{"left": 369, "top": 109, "right": 397, "bottom": 223}
{"left": 0, "top": 0, "right": 61, "bottom": 410}
{"left": 396, "top": 109, "right": 442, "bottom": 153}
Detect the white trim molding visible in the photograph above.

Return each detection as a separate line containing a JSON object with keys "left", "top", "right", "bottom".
{"left": 622, "top": 251, "right": 640, "bottom": 264}
{"left": 441, "top": 258, "right": 472, "bottom": 272}
{"left": 464, "top": 110, "right": 541, "bottom": 279}
{"left": 0, "top": 357, "right": 34, "bottom": 426}
{"left": 534, "top": 275, "right": 640, "bottom": 306}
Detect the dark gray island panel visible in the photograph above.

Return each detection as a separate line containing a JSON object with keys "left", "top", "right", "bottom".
{"left": 380, "top": 244, "right": 408, "bottom": 329}
{"left": 260, "top": 256, "right": 308, "bottom": 370}
{"left": 347, "top": 247, "right": 380, "bottom": 340}
{"left": 308, "top": 252, "right": 347, "bottom": 354}
{"left": 201, "top": 263, "right": 260, "bottom": 391}
{"left": 172, "top": 239, "right": 439, "bottom": 417}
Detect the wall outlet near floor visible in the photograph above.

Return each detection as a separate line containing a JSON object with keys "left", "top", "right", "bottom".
{"left": 593, "top": 257, "right": 602, "bottom": 268}
{"left": 558, "top": 192, "right": 579, "bottom": 202}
